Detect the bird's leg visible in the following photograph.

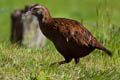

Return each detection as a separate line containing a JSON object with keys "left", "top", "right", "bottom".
{"left": 39, "top": 61, "right": 66, "bottom": 66}
{"left": 50, "top": 57, "right": 72, "bottom": 66}
{"left": 50, "top": 60, "right": 66, "bottom": 65}
{"left": 75, "top": 58, "right": 80, "bottom": 64}
{"left": 39, "top": 60, "right": 68, "bottom": 67}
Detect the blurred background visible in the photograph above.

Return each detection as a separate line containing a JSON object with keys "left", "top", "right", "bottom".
{"left": 0, "top": 0, "right": 120, "bottom": 79}
{"left": 0, "top": 0, "right": 120, "bottom": 40}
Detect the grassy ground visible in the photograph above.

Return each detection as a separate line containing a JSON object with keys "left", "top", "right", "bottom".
{"left": 0, "top": 0, "right": 120, "bottom": 80}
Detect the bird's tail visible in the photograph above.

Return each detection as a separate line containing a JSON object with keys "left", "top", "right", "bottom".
{"left": 96, "top": 44, "right": 113, "bottom": 57}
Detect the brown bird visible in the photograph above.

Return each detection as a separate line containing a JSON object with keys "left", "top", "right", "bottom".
{"left": 25, "top": 4, "right": 113, "bottom": 65}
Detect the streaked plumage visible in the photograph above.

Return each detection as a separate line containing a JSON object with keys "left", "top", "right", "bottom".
{"left": 26, "top": 4, "right": 113, "bottom": 65}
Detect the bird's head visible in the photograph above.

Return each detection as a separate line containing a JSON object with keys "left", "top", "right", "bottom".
{"left": 25, "top": 4, "right": 51, "bottom": 22}
{"left": 23, "top": 5, "right": 31, "bottom": 13}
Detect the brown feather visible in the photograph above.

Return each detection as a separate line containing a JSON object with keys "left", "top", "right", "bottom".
{"left": 26, "top": 4, "right": 113, "bottom": 65}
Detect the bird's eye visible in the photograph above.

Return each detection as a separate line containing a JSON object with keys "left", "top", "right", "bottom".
{"left": 31, "top": 8, "right": 39, "bottom": 12}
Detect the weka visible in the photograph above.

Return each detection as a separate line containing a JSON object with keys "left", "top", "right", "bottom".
{"left": 25, "top": 4, "right": 113, "bottom": 65}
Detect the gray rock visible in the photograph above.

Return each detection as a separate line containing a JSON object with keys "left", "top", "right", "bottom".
{"left": 22, "top": 14, "right": 46, "bottom": 48}
{"left": 10, "top": 8, "right": 46, "bottom": 48}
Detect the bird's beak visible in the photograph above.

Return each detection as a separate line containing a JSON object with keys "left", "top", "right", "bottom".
{"left": 24, "top": 11, "right": 32, "bottom": 16}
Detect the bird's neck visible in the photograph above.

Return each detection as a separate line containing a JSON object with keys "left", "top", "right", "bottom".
{"left": 37, "top": 17, "right": 54, "bottom": 41}
{"left": 36, "top": 12, "right": 52, "bottom": 23}
{"left": 38, "top": 15, "right": 52, "bottom": 25}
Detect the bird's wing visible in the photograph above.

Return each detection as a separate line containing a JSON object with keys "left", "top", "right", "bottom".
{"left": 53, "top": 18, "right": 97, "bottom": 47}
{"left": 70, "top": 25, "right": 94, "bottom": 47}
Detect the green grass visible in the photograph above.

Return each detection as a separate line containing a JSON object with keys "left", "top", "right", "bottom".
{"left": 0, "top": 0, "right": 120, "bottom": 79}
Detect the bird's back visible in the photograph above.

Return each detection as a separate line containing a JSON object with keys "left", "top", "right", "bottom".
{"left": 44, "top": 18, "right": 99, "bottom": 58}
{"left": 52, "top": 18, "right": 99, "bottom": 46}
